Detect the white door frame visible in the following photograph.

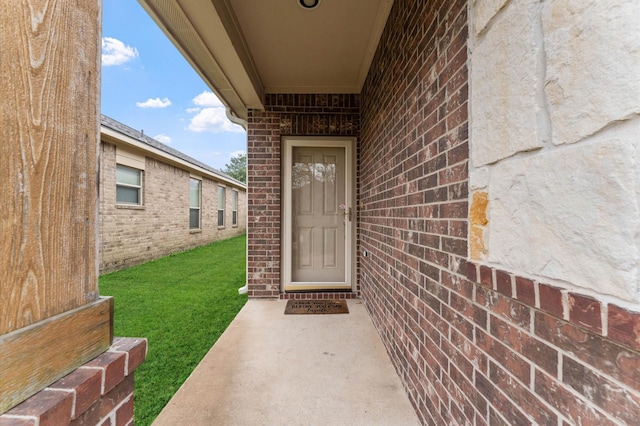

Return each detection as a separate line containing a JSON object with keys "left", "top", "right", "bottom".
{"left": 282, "top": 137, "right": 356, "bottom": 292}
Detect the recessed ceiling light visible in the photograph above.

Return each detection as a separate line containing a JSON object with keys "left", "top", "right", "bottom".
{"left": 299, "top": 0, "right": 320, "bottom": 10}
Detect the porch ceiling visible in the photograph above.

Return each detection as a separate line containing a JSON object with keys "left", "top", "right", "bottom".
{"left": 137, "top": 0, "right": 394, "bottom": 120}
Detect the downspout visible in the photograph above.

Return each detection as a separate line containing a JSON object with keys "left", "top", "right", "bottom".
{"left": 226, "top": 108, "right": 250, "bottom": 295}
{"left": 225, "top": 108, "right": 247, "bottom": 130}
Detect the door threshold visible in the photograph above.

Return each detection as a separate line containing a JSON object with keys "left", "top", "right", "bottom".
{"left": 285, "top": 286, "right": 352, "bottom": 292}
{"left": 279, "top": 291, "right": 359, "bottom": 300}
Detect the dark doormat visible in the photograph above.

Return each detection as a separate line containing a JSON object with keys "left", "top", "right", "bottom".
{"left": 284, "top": 299, "right": 349, "bottom": 315}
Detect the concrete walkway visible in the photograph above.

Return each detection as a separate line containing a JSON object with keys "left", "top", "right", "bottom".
{"left": 152, "top": 299, "right": 420, "bottom": 426}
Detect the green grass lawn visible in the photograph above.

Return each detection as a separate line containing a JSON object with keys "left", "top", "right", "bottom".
{"left": 99, "top": 235, "right": 247, "bottom": 426}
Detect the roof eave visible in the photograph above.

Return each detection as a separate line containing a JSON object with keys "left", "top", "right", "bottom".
{"left": 137, "top": 0, "right": 264, "bottom": 121}
{"left": 101, "top": 123, "right": 246, "bottom": 189}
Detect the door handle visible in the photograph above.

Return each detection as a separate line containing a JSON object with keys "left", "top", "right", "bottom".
{"left": 343, "top": 207, "right": 352, "bottom": 222}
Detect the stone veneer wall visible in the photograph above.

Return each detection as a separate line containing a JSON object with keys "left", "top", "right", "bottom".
{"left": 99, "top": 141, "right": 247, "bottom": 274}
{"left": 247, "top": 94, "right": 359, "bottom": 299}
{"left": 469, "top": 0, "right": 640, "bottom": 303}
{"left": 0, "top": 338, "right": 147, "bottom": 426}
{"left": 466, "top": 0, "right": 640, "bottom": 423}
{"left": 359, "top": 0, "right": 640, "bottom": 424}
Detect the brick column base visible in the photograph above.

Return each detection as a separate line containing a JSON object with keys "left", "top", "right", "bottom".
{"left": 0, "top": 337, "right": 147, "bottom": 426}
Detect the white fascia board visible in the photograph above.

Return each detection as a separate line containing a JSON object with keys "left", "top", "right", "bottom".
{"left": 137, "top": 0, "right": 263, "bottom": 120}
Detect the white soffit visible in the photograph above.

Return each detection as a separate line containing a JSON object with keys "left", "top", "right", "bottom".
{"left": 137, "top": 0, "right": 393, "bottom": 116}
{"left": 138, "top": 0, "right": 264, "bottom": 121}
{"left": 230, "top": 0, "right": 394, "bottom": 94}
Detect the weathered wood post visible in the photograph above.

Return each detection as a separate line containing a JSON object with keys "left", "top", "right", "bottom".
{"left": 0, "top": 0, "right": 113, "bottom": 412}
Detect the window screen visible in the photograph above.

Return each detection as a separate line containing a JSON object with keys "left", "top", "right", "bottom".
{"left": 218, "top": 186, "right": 225, "bottom": 227}
{"left": 190, "top": 178, "right": 201, "bottom": 229}
{"left": 116, "top": 165, "right": 142, "bottom": 205}
{"left": 232, "top": 190, "right": 238, "bottom": 226}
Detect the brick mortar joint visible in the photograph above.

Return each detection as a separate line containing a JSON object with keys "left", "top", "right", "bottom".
{"left": 98, "top": 392, "right": 133, "bottom": 426}
{"left": 43, "top": 387, "right": 77, "bottom": 419}
{"left": 0, "top": 414, "right": 38, "bottom": 421}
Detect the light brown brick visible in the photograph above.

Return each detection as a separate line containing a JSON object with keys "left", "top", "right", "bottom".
{"left": 99, "top": 141, "right": 246, "bottom": 274}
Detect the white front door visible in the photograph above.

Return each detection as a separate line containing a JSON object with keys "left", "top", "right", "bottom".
{"left": 283, "top": 138, "right": 354, "bottom": 291}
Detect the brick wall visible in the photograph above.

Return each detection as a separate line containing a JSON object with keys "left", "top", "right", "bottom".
{"left": 359, "top": 0, "right": 640, "bottom": 424}
{"left": 247, "top": 94, "right": 359, "bottom": 298}
{"left": 99, "top": 141, "right": 247, "bottom": 274}
{"left": 0, "top": 338, "right": 146, "bottom": 426}
{"left": 359, "top": 0, "right": 469, "bottom": 422}
{"left": 464, "top": 262, "right": 640, "bottom": 425}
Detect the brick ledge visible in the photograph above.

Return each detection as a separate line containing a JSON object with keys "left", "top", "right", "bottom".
{"left": 0, "top": 337, "right": 147, "bottom": 426}
{"left": 466, "top": 261, "right": 640, "bottom": 352}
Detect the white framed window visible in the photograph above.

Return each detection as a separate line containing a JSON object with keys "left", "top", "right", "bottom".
{"left": 218, "top": 186, "right": 226, "bottom": 227}
{"left": 116, "top": 164, "right": 142, "bottom": 205}
{"left": 190, "top": 178, "right": 201, "bottom": 229}
{"left": 232, "top": 190, "right": 238, "bottom": 226}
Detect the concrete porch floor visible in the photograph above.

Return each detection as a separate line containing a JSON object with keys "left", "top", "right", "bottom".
{"left": 152, "top": 299, "right": 420, "bottom": 426}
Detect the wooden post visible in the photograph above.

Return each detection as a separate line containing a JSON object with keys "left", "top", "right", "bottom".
{"left": 0, "top": 0, "right": 112, "bottom": 413}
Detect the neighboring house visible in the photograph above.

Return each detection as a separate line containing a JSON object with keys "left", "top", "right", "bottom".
{"left": 99, "top": 115, "right": 246, "bottom": 274}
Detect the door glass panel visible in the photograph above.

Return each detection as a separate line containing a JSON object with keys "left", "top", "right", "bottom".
{"left": 291, "top": 147, "right": 346, "bottom": 283}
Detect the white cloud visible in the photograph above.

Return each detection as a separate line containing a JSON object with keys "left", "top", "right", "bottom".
{"left": 188, "top": 108, "right": 243, "bottom": 133}
{"left": 192, "top": 91, "right": 224, "bottom": 107}
{"left": 187, "top": 91, "right": 243, "bottom": 133}
{"left": 136, "top": 97, "right": 172, "bottom": 108}
{"left": 101, "top": 37, "right": 138, "bottom": 66}
{"left": 229, "top": 150, "right": 246, "bottom": 158}
{"left": 154, "top": 134, "right": 172, "bottom": 144}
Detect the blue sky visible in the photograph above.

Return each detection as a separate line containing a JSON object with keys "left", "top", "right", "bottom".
{"left": 101, "top": 1, "right": 246, "bottom": 170}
